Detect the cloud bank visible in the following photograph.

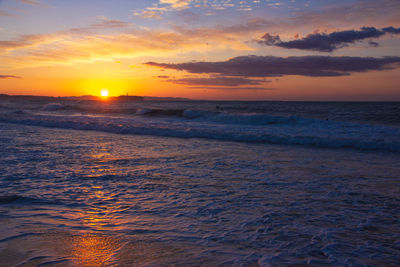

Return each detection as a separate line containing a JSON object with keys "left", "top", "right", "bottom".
{"left": 168, "top": 76, "right": 264, "bottom": 86}
{"left": 145, "top": 55, "right": 400, "bottom": 77}
{"left": 258, "top": 27, "right": 400, "bottom": 52}
{"left": 0, "top": 75, "right": 21, "bottom": 79}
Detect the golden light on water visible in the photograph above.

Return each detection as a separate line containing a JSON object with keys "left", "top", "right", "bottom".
{"left": 70, "top": 185, "right": 125, "bottom": 266}
{"left": 71, "top": 233, "right": 120, "bottom": 266}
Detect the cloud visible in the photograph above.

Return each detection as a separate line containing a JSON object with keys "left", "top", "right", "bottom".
{"left": 168, "top": 76, "right": 265, "bottom": 86}
{"left": 0, "top": 34, "right": 55, "bottom": 51}
{"left": 160, "top": 0, "right": 191, "bottom": 9}
{"left": 90, "top": 16, "right": 132, "bottom": 29}
{"left": 133, "top": 0, "right": 257, "bottom": 20}
{"left": 134, "top": 8, "right": 165, "bottom": 19}
{"left": 185, "top": 86, "right": 273, "bottom": 91}
{"left": 0, "top": 10, "right": 13, "bottom": 17}
{"left": 0, "top": 27, "right": 218, "bottom": 67}
{"left": 382, "top": 26, "right": 400, "bottom": 34}
{"left": 2, "top": 1, "right": 399, "bottom": 69}
{"left": 134, "top": 0, "right": 192, "bottom": 19}
{"left": 0, "top": 75, "right": 21, "bottom": 79}
{"left": 145, "top": 55, "right": 400, "bottom": 77}
{"left": 289, "top": 0, "right": 400, "bottom": 27}
{"left": 18, "top": 0, "right": 48, "bottom": 8}
{"left": 0, "top": 17, "right": 254, "bottom": 67}
{"left": 258, "top": 27, "right": 400, "bottom": 52}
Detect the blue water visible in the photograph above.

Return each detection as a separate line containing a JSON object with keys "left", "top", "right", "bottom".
{"left": 0, "top": 99, "right": 399, "bottom": 266}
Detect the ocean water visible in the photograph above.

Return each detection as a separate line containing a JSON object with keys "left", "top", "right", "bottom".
{"left": 0, "top": 99, "right": 399, "bottom": 266}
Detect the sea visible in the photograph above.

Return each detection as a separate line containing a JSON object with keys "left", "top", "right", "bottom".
{"left": 0, "top": 98, "right": 399, "bottom": 266}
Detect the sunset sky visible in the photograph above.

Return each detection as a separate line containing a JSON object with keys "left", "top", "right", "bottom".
{"left": 0, "top": 0, "right": 399, "bottom": 100}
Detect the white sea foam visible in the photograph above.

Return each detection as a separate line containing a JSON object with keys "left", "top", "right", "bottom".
{"left": 42, "top": 103, "right": 64, "bottom": 111}
{"left": 1, "top": 110, "right": 399, "bottom": 152}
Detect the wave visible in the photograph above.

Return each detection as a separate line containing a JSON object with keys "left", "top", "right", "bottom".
{"left": 0, "top": 194, "right": 62, "bottom": 205}
{"left": 185, "top": 110, "right": 299, "bottom": 125}
{"left": 36, "top": 102, "right": 301, "bottom": 126}
{"left": 42, "top": 103, "right": 65, "bottom": 111}
{"left": 2, "top": 100, "right": 399, "bottom": 126}
{"left": 98, "top": 107, "right": 299, "bottom": 126}
{"left": 1, "top": 111, "right": 399, "bottom": 152}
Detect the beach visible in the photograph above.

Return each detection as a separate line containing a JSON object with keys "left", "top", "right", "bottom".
{"left": 0, "top": 100, "right": 399, "bottom": 265}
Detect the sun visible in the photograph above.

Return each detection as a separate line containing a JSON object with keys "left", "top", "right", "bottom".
{"left": 100, "top": 89, "right": 109, "bottom": 97}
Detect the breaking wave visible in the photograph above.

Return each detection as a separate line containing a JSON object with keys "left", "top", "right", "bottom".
{"left": 1, "top": 110, "right": 399, "bottom": 152}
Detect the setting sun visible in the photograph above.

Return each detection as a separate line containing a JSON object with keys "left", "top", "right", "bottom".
{"left": 100, "top": 89, "right": 109, "bottom": 97}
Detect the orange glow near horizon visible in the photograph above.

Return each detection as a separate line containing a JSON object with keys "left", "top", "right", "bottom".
{"left": 1, "top": 68, "right": 400, "bottom": 100}
{"left": 1, "top": 50, "right": 400, "bottom": 100}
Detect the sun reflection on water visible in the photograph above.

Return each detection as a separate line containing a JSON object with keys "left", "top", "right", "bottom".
{"left": 66, "top": 149, "right": 140, "bottom": 265}
{"left": 70, "top": 187, "right": 128, "bottom": 266}
{"left": 78, "top": 186, "right": 131, "bottom": 232}
{"left": 71, "top": 233, "right": 121, "bottom": 266}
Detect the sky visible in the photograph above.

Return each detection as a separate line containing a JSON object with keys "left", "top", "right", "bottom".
{"left": 0, "top": 0, "right": 399, "bottom": 100}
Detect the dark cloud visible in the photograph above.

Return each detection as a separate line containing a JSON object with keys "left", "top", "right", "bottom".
{"left": 258, "top": 33, "right": 282, "bottom": 46}
{"left": 145, "top": 55, "right": 400, "bottom": 77}
{"left": 368, "top": 41, "right": 379, "bottom": 47}
{"left": 0, "top": 75, "right": 21, "bottom": 79}
{"left": 382, "top": 26, "right": 400, "bottom": 34}
{"left": 169, "top": 76, "right": 265, "bottom": 86}
{"left": 258, "top": 27, "right": 400, "bottom": 52}
{"left": 186, "top": 86, "right": 274, "bottom": 91}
